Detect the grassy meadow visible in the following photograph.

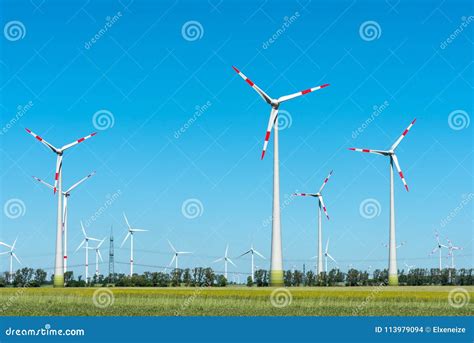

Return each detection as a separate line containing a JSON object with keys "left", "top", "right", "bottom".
{"left": 0, "top": 286, "right": 472, "bottom": 316}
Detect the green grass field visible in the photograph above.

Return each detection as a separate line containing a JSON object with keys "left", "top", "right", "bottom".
{"left": 0, "top": 286, "right": 472, "bottom": 316}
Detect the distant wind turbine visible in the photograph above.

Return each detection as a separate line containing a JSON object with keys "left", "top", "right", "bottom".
{"left": 213, "top": 244, "right": 236, "bottom": 280}
{"left": 324, "top": 238, "right": 337, "bottom": 272}
{"left": 167, "top": 240, "right": 192, "bottom": 270}
{"left": 237, "top": 244, "right": 265, "bottom": 282}
{"left": 0, "top": 238, "right": 21, "bottom": 283}
{"left": 75, "top": 221, "right": 100, "bottom": 283}
{"left": 121, "top": 213, "right": 148, "bottom": 276}
{"left": 430, "top": 231, "right": 448, "bottom": 271}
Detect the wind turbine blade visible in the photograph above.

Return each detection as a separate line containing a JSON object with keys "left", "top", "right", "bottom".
{"left": 390, "top": 118, "right": 416, "bottom": 151}
{"left": 168, "top": 255, "right": 176, "bottom": 267}
{"left": 25, "top": 128, "right": 59, "bottom": 153}
{"left": 327, "top": 254, "right": 337, "bottom": 264}
{"left": 392, "top": 154, "right": 409, "bottom": 192}
{"left": 32, "top": 176, "right": 55, "bottom": 190}
{"left": 80, "top": 221, "right": 87, "bottom": 237}
{"left": 75, "top": 239, "right": 85, "bottom": 253}
{"left": 228, "top": 258, "right": 237, "bottom": 267}
{"left": 278, "top": 83, "right": 330, "bottom": 103}
{"left": 225, "top": 244, "right": 229, "bottom": 258}
{"left": 430, "top": 247, "right": 439, "bottom": 255}
{"left": 318, "top": 170, "right": 334, "bottom": 194}
{"left": 319, "top": 196, "right": 330, "bottom": 220}
{"left": 120, "top": 232, "right": 131, "bottom": 248}
{"left": 96, "top": 238, "right": 106, "bottom": 248}
{"left": 98, "top": 250, "right": 103, "bottom": 262}
{"left": 11, "top": 237, "right": 18, "bottom": 251}
{"left": 131, "top": 229, "right": 148, "bottom": 232}
{"left": 325, "top": 238, "right": 330, "bottom": 254}
{"left": 213, "top": 257, "right": 223, "bottom": 263}
{"left": 0, "top": 242, "right": 11, "bottom": 248}
{"left": 232, "top": 66, "right": 272, "bottom": 104}
{"left": 348, "top": 147, "right": 387, "bottom": 155}
{"left": 60, "top": 132, "right": 97, "bottom": 151}
{"left": 253, "top": 249, "right": 265, "bottom": 259}
{"left": 53, "top": 154, "right": 63, "bottom": 194}
{"left": 13, "top": 253, "right": 21, "bottom": 264}
{"left": 261, "top": 107, "right": 279, "bottom": 160}
{"left": 236, "top": 250, "right": 251, "bottom": 258}
{"left": 293, "top": 193, "right": 317, "bottom": 197}
{"left": 65, "top": 171, "right": 96, "bottom": 193}
{"left": 123, "top": 213, "right": 132, "bottom": 231}
{"left": 168, "top": 240, "right": 177, "bottom": 253}
{"left": 178, "top": 251, "right": 192, "bottom": 255}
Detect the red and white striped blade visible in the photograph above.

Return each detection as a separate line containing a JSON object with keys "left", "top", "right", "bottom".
{"left": 261, "top": 107, "right": 279, "bottom": 160}
{"left": 32, "top": 176, "right": 54, "bottom": 191}
{"left": 232, "top": 66, "right": 272, "bottom": 104}
{"left": 65, "top": 171, "right": 96, "bottom": 193}
{"left": 319, "top": 196, "right": 330, "bottom": 220}
{"left": 318, "top": 170, "right": 333, "bottom": 194}
{"left": 392, "top": 154, "right": 409, "bottom": 192}
{"left": 293, "top": 193, "right": 317, "bottom": 197}
{"left": 390, "top": 118, "right": 416, "bottom": 151}
{"left": 53, "top": 154, "right": 63, "bottom": 194}
{"left": 60, "top": 132, "right": 97, "bottom": 151}
{"left": 348, "top": 148, "right": 387, "bottom": 155}
{"left": 277, "top": 83, "right": 330, "bottom": 103}
{"left": 25, "top": 128, "right": 59, "bottom": 153}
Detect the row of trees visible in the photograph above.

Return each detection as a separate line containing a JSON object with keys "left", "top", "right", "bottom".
{"left": 2, "top": 267, "right": 472, "bottom": 287}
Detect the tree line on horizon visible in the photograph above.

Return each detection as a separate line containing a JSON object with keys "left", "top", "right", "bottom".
{"left": 2, "top": 267, "right": 472, "bottom": 288}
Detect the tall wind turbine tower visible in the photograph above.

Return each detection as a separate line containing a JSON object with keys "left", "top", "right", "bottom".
{"left": 109, "top": 226, "right": 114, "bottom": 282}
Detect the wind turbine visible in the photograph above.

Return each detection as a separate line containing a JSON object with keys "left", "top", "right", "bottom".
{"left": 33, "top": 172, "right": 95, "bottom": 274}
{"left": 294, "top": 170, "right": 334, "bottom": 275}
{"left": 446, "top": 239, "right": 462, "bottom": 269}
{"left": 382, "top": 241, "right": 406, "bottom": 249}
{"left": 75, "top": 221, "right": 100, "bottom": 283}
{"left": 237, "top": 244, "right": 265, "bottom": 282}
{"left": 25, "top": 128, "right": 96, "bottom": 287}
{"left": 0, "top": 238, "right": 21, "bottom": 283}
{"left": 232, "top": 66, "right": 329, "bottom": 286}
{"left": 348, "top": 118, "right": 416, "bottom": 286}
{"left": 213, "top": 244, "right": 236, "bottom": 280}
{"left": 167, "top": 240, "right": 192, "bottom": 270}
{"left": 404, "top": 263, "right": 415, "bottom": 273}
{"left": 120, "top": 213, "right": 148, "bottom": 276}
{"left": 89, "top": 238, "right": 106, "bottom": 277}
{"left": 430, "top": 231, "right": 448, "bottom": 271}
{"left": 324, "top": 238, "right": 337, "bottom": 272}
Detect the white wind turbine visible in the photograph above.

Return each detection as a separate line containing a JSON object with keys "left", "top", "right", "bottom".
{"left": 88, "top": 238, "right": 106, "bottom": 277}
{"left": 349, "top": 119, "right": 416, "bottom": 286}
{"left": 404, "top": 263, "right": 415, "bottom": 273}
{"left": 75, "top": 221, "right": 100, "bottom": 283}
{"left": 33, "top": 172, "right": 95, "bottom": 274}
{"left": 232, "top": 66, "right": 329, "bottom": 286}
{"left": 213, "top": 244, "right": 236, "bottom": 280}
{"left": 121, "top": 213, "right": 148, "bottom": 276}
{"left": 237, "top": 244, "right": 265, "bottom": 282}
{"left": 0, "top": 238, "right": 21, "bottom": 283}
{"left": 25, "top": 128, "right": 96, "bottom": 287}
{"left": 446, "top": 239, "right": 462, "bottom": 269}
{"left": 430, "top": 231, "right": 448, "bottom": 271}
{"left": 324, "top": 238, "right": 337, "bottom": 272}
{"left": 167, "top": 240, "right": 192, "bottom": 270}
{"left": 294, "top": 170, "right": 334, "bottom": 275}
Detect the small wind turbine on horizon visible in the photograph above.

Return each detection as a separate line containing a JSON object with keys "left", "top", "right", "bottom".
{"left": 404, "top": 263, "right": 415, "bottom": 273}
{"left": 75, "top": 221, "right": 100, "bottom": 283}
{"left": 87, "top": 238, "right": 106, "bottom": 277}
{"left": 121, "top": 213, "right": 148, "bottom": 276}
{"left": 446, "top": 239, "right": 462, "bottom": 269}
{"left": 167, "top": 240, "right": 192, "bottom": 270}
{"left": 237, "top": 244, "right": 265, "bottom": 282}
{"left": 349, "top": 118, "right": 416, "bottom": 286}
{"left": 0, "top": 238, "right": 21, "bottom": 283}
{"left": 33, "top": 172, "right": 95, "bottom": 274}
{"left": 25, "top": 128, "right": 96, "bottom": 287}
{"left": 430, "top": 231, "right": 448, "bottom": 271}
{"left": 213, "top": 244, "right": 236, "bottom": 280}
{"left": 324, "top": 238, "right": 337, "bottom": 272}
{"left": 232, "top": 66, "right": 329, "bottom": 286}
{"left": 294, "top": 170, "right": 334, "bottom": 275}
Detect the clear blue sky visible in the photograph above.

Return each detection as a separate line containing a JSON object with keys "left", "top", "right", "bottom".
{"left": 0, "top": 0, "right": 472, "bottom": 279}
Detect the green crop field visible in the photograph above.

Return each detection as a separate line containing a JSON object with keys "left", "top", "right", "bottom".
{"left": 0, "top": 286, "right": 472, "bottom": 316}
